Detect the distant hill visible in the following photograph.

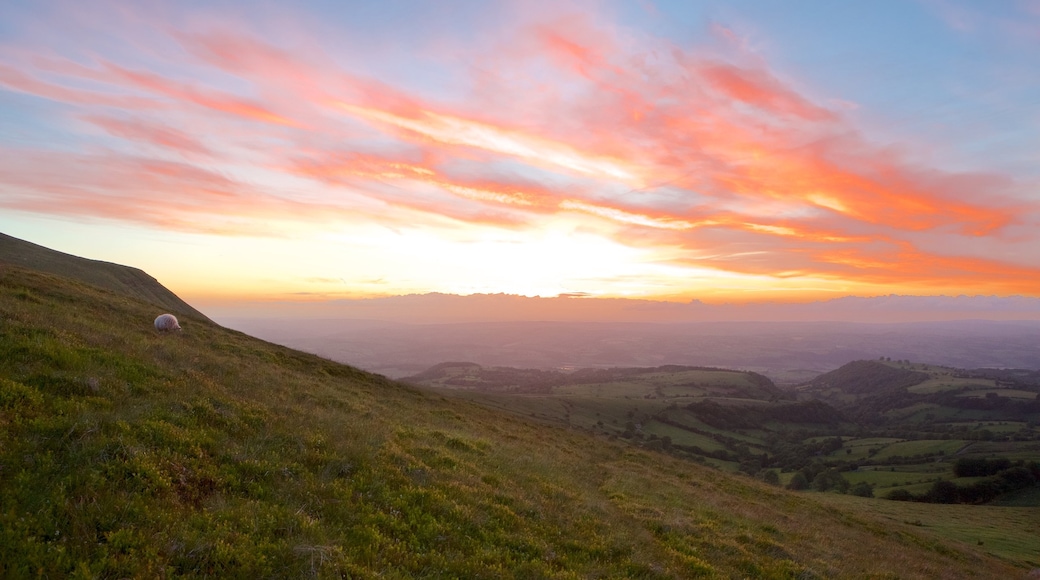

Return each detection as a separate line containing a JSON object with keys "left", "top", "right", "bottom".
{"left": 803, "top": 360, "right": 929, "bottom": 395}
{"left": 0, "top": 232, "right": 208, "bottom": 321}
{"left": 798, "top": 359, "right": 1040, "bottom": 426}
{"left": 404, "top": 363, "right": 785, "bottom": 398}
{"left": 0, "top": 260, "right": 1023, "bottom": 576}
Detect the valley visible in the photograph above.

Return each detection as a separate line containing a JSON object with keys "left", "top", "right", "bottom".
{"left": 1, "top": 235, "right": 1038, "bottom": 576}
{"left": 404, "top": 359, "right": 1040, "bottom": 565}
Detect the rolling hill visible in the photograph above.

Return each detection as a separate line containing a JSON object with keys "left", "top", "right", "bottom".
{"left": 798, "top": 359, "right": 1040, "bottom": 425}
{"left": 0, "top": 237, "right": 1033, "bottom": 576}
{"left": 0, "top": 231, "right": 208, "bottom": 321}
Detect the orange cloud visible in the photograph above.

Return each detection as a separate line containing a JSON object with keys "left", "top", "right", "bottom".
{"left": 697, "top": 61, "right": 836, "bottom": 121}
{"left": 1, "top": 2, "right": 1037, "bottom": 300}
{"left": 336, "top": 104, "right": 640, "bottom": 183}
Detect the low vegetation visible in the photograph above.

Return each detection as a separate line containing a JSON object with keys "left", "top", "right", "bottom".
{"left": 1, "top": 261, "right": 1033, "bottom": 576}
{"left": 407, "top": 358, "right": 1040, "bottom": 569}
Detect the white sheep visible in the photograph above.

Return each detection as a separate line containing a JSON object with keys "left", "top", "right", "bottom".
{"left": 154, "top": 313, "right": 182, "bottom": 332}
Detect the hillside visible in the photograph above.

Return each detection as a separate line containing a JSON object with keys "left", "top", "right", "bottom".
{"left": 803, "top": 360, "right": 930, "bottom": 396}
{"left": 406, "top": 363, "right": 848, "bottom": 472}
{"left": 404, "top": 363, "right": 784, "bottom": 398}
{"left": 797, "top": 359, "right": 1040, "bottom": 424}
{"left": 0, "top": 265, "right": 1030, "bottom": 577}
{"left": 0, "top": 232, "right": 208, "bottom": 321}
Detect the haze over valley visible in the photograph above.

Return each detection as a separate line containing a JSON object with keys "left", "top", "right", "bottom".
{"left": 219, "top": 312, "right": 1040, "bottom": 382}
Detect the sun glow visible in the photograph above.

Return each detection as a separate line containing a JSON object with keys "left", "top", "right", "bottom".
{"left": 1, "top": 1, "right": 1037, "bottom": 303}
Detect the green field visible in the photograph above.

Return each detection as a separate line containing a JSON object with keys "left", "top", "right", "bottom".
{"left": 908, "top": 376, "right": 996, "bottom": 394}
{"left": 958, "top": 389, "right": 1039, "bottom": 399}
{"left": 641, "top": 421, "right": 728, "bottom": 451}
{"left": 845, "top": 467, "right": 950, "bottom": 489}
{"left": 942, "top": 421, "right": 1030, "bottom": 434}
{"left": 963, "top": 440, "right": 1040, "bottom": 462}
{"left": 868, "top": 439, "right": 968, "bottom": 461}
{"left": 814, "top": 494, "right": 1040, "bottom": 567}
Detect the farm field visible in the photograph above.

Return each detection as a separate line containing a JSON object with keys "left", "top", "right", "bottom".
{"left": 412, "top": 358, "right": 1040, "bottom": 519}
{"left": 959, "top": 389, "right": 1038, "bottom": 399}
{"left": 813, "top": 494, "right": 1040, "bottom": 568}
{"left": 908, "top": 376, "right": 995, "bottom": 394}
{"left": 867, "top": 439, "right": 968, "bottom": 461}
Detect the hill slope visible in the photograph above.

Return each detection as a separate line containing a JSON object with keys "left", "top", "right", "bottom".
{"left": 803, "top": 360, "right": 930, "bottom": 396}
{"left": 0, "top": 265, "right": 1025, "bottom": 577}
{"left": 0, "top": 232, "right": 208, "bottom": 321}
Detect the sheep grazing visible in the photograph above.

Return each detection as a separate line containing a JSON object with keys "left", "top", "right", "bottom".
{"left": 154, "top": 313, "right": 181, "bottom": 332}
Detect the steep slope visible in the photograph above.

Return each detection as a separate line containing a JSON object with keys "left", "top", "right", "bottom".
{"left": 0, "top": 265, "right": 1024, "bottom": 577}
{"left": 0, "top": 232, "right": 208, "bottom": 321}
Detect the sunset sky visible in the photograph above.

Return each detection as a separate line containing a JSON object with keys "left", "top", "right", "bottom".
{"left": 1, "top": 0, "right": 1039, "bottom": 306}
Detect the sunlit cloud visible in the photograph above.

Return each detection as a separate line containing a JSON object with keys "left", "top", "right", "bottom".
{"left": 336, "top": 104, "right": 639, "bottom": 182}
{"left": 0, "top": 0, "right": 1037, "bottom": 301}
{"left": 559, "top": 200, "right": 711, "bottom": 230}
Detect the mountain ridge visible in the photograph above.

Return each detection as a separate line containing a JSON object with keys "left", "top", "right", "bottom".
{"left": 0, "top": 231, "right": 208, "bottom": 321}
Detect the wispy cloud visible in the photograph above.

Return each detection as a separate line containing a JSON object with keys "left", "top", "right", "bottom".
{"left": 0, "top": 1, "right": 1036, "bottom": 299}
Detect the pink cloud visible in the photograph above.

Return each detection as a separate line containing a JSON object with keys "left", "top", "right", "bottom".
{"left": 0, "top": 63, "right": 157, "bottom": 108}
{"left": 0, "top": 1, "right": 1036, "bottom": 297}
{"left": 83, "top": 115, "right": 213, "bottom": 156}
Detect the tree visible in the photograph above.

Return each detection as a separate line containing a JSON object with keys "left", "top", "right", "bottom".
{"left": 926, "top": 480, "right": 959, "bottom": 504}
{"left": 812, "top": 469, "right": 849, "bottom": 493}
{"left": 849, "top": 481, "right": 874, "bottom": 498}
{"left": 739, "top": 458, "right": 762, "bottom": 476}
{"left": 885, "top": 489, "right": 914, "bottom": 501}
{"left": 787, "top": 472, "right": 809, "bottom": 491}
{"left": 761, "top": 470, "right": 780, "bottom": 486}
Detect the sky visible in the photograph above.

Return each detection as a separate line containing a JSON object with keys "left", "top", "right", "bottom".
{"left": 1, "top": 0, "right": 1039, "bottom": 307}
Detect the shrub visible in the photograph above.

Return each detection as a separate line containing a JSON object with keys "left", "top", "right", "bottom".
{"left": 786, "top": 472, "right": 809, "bottom": 491}
{"left": 849, "top": 482, "right": 874, "bottom": 498}
{"left": 885, "top": 489, "right": 915, "bottom": 501}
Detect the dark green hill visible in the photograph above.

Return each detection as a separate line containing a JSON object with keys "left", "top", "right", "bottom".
{"left": 0, "top": 264, "right": 1024, "bottom": 577}
{"left": 406, "top": 363, "right": 786, "bottom": 400}
{"left": 804, "top": 360, "right": 929, "bottom": 395}
{"left": 0, "top": 232, "right": 208, "bottom": 321}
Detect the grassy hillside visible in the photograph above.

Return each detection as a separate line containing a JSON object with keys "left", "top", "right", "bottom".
{"left": 0, "top": 232, "right": 208, "bottom": 321}
{"left": 802, "top": 360, "right": 930, "bottom": 398}
{"left": 408, "top": 363, "right": 847, "bottom": 474}
{"left": 0, "top": 265, "right": 1029, "bottom": 577}
{"left": 799, "top": 360, "right": 1040, "bottom": 426}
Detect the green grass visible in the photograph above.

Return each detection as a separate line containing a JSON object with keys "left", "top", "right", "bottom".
{"left": 641, "top": 421, "right": 727, "bottom": 452}
{"left": 815, "top": 494, "right": 1040, "bottom": 567}
{"left": 961, "top": 440, "right": 1040, "bottom": 462}
{"left": 958, "top": 389, "right": 1039, "bottom": 400}
{"left": 991, "top": 486, "right": 1040, "bottom": 507}
{"left": 908, "top": 376, "right": 995, "bottom": 394}
{"left": 943, "top": 421, "right": 1030, "bottom": 434}
{"left": 868, "top": 440, "right": 968, "bottom": 461}
{"left": 846, "top": 467, "right": 951, "bottom": 488}
{"left": 0, "top": 232, "right": 208, "bottom": 321}
{"left": 823, "top": 437, "right": 903, "bottom": 461}
{"left": 0, "top": 264, "right": 1030, "bottom": 577}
